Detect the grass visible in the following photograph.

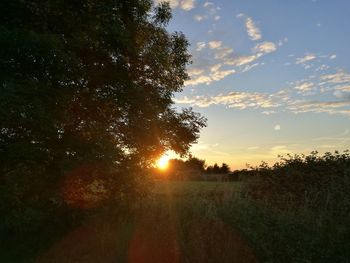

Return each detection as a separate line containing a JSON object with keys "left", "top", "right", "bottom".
{"left": 151, "top": 180, "right": 350, "bottom": 262}
{"left": 2, "top": 180, "right": 349, "bottom": 262}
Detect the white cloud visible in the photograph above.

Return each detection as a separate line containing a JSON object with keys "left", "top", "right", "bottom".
{"left": 211, "top": 69, "right": 236, "bottom": 81}
{"left": 214, "top": 47, "right": 234, "bottom": 59}
{"left": 194, "top": 15, "right": 205, "bottom": 21}
{"left": 287, "top": 99, "right": 350, "bottom": 116}
{"left": 188, "top": 67, "right": 204, "bottom": 76}
{"left": 320, "top": 70, "right": 350, "bottom": 84}
{"left": 203, "top": 1, "right": 214, "bottom": 8}
{"left": 185, "top": 62, "right": 236, "bottom": 86}
{"left": 241, "top": 63, "right": 261, "bottom": 73}
{"left": 296, "top": 54, "right": 317, "bottom": 64}
{"left": 154, "top": 0, "right": 195, "bottom": 11}
{"left": 208, "top": 41, "right": 222, "bottom": 49}
{"left": 274, "top": 124, "right": 281, "bottom": 131}
{"left": 210, "top": 64, "right": 221, "bottom": 72}
{"left": 176, "top": 83, "right": 350, "bottom": 117}
{"left": 262, "top": 110, "right": 276, "bottom": 115}
{"left": 336, "top": 85, "right": 350, "bottom": 92}
{"left": 184, "top": 75, "right": 212, "bottom": 86}
{"left": 245, "top": 17, "right": 262, "bottom": 41}
{"left": 329, "top": 54, "right": 337, "bottom": 60}
{"left": 225, "top": 54, "right": 262, "bottom": 67}
{"left": 180, "top": 0, "right": 195, "bottom": 10}
{"left": 294, "top": 82, "right": 315, "bottom": 94}
{"left": 196, "top": 42, "right": 206, "bottom": 51}
{"left": 253, "top": 42, "right": 277, "bottom": 54}
{"left": 315, "top": 64, "right": 330, "bottom": 72}
{"left": 176, "top": 90, "right": 282, "bottom": 109}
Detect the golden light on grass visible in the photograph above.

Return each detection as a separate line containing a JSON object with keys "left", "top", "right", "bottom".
{"left": 156, "top": 155, "right": 170, "bottom": 170}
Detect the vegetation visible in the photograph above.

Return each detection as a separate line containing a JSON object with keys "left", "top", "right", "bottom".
{"left": 152, "top": 151, "right": 350, "bottom": 262}
{"left": 154, "top": 156, "right": 231, "bottom": 180}
{"left": 1, "top": 0, "right": 349, "bottom": 262}
{"left": 0, "top": 0, "right": 206, "bottom": 261}
{"left": 233, "top": 151, "right": 350, "bottom": 262}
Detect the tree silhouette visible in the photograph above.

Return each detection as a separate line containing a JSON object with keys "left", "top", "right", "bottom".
{"left": 220, "top": 163, "right": 230, "bottom": 174}
{"left": 0, "top": 0, "right": 207, "bottom": 240}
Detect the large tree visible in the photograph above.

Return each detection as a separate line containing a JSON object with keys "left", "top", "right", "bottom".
{"left": 0, "top": 0, "right": 206, "bottom": 206}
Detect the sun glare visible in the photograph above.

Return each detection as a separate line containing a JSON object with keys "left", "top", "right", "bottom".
{"left": 156, "top": 155, "right": 169, "bottom": 170}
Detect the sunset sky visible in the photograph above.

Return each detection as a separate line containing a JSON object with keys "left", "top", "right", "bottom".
{"left": 158, "top": 0, "right": 350, "bottom": 169}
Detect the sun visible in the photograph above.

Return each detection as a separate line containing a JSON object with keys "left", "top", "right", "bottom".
{"left": 156, "top": 155, "right": 170, "bottom": 170}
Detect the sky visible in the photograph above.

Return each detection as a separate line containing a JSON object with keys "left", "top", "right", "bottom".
{"left": 156, "top": 0, "right": 350, "bottom": 170}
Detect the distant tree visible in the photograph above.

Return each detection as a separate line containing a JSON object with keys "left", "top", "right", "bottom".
{"left": 205, "top": 163, "right": 230, "bottom": 174}
{"left": 0, "top": 0, "right": 207, "bottom": 242}
{"left": 220, "top": 163, "right": 230, "bottom": 174}
{"left": 186, "top": 156, "right": 206, "bottom": 172}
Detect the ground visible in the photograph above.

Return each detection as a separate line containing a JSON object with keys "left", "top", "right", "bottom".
{"left": 37, "top": 181, "right": 257, "bottom": 263}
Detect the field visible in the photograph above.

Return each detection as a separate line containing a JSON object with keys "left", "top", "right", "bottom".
{"left": 2, "top": 180, "right": 350, "bottom": 262}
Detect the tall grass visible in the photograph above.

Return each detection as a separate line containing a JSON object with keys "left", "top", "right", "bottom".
{"left": 229, "top": 151, "right": 350, "bottom": 262}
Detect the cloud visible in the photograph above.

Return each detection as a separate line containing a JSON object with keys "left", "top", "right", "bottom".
{"left": 175, "top": 90, "right": 282, "bottom": 109}
{"left": 211, "top": 69, "right": 236, "bottom": 81}
{"left": 203, "top": 1, "right": 214, "bottom": 8}
{"left": 329, "top": 54, "right": 337, "bottom": 60}
{"left": 187, "top": 67, "right": 204, "bottom": 76}
{"left": 253, "top": 42, "right": 277, "bottom": 54}
{"left": 214, "top": 47, "right": 234, "bottom": 59}
{"left": 224, "top": 54, "right": 262, "bottom": 67}
{"left": 245, "top": 17, "right": 262, "bottom": 41}
{"left": 185, "top": 64, "right": 236, "bottom": 86}
{"left": 242, "top": 63, "right": 261, "bottom": 73}
{"left": 296, "top": 54, "right": 317, "bottom": 64}
{"left": 208, "top": 41, "right": 222, "bottom": 49}
{"left": 336, "top": 85, "right": 350, "bottom": 92}
{"left": 274, "top": 124, "right": 281, "bottom": 131}
{"left": 154, "top": 0, "right": 195, "bottom": 11}
{"left": 194, "top": 15, "right": 206, "bottom": 21}
{"left": 320, "top": 70, "right": 350, "bottom": 84}
{"left": 196, "top": 42, "right": 206, "bottom": 51}
{"left": 184, "top": 75, "right": 212, "bottom": 86}
{"left": 181, "top": 0, "right": 195, "bottom": 10}
{"left": 222, "top": 42, "right": 277, "bottom": 68}
{"left": 176, "top": 83, "right": 350, "bottom": 117}
{"left": 294, "top": 82, "right": 315, "bottom": 95}
{"left": 287, "top": 99, "right": 350, "bottom": 115}
{"left": 262, "top": 110, "right": 276, "bottom": 115}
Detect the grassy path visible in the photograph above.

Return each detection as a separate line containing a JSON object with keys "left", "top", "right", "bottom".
{"left": 37, "top": 181, "right": 257, "bottom": 263}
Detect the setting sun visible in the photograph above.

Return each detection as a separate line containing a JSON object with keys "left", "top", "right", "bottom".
{"left": 156, "top": 155, "right": 170, "bottom": 170}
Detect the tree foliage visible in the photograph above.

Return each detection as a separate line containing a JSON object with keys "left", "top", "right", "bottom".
{"left": 0, "top": 1, "right": 206, "bottom": 255}
{"left": 206, "top": 163, "right": 230, "bottom": 174}
{"left": 243, "top": 151, "right": 350, "bottom": 214}
{"left": 0, "top": 0, "right": 206, "bottom": 197}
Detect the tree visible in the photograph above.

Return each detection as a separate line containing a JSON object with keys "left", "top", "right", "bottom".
{"left": 206, "top": 163, "right": 230, "bottom": 174}
{"left": 186, "top": 156, "right": 206, "bottom": 173}
{"left": 0, "top": 0, "right": 206, "bottom": 214}
{"left": 220, "top": 163, "right": 230, "bottom": 174}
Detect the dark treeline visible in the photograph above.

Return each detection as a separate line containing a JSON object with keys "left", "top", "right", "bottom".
{"left": 242, "top": 150, "right": 350, "bottom": 211}
{"left": 155, "top": 150, "right": 350, "bottom": 186}
{"left": 153, "top": 156, "right": 230, "bottom": 181}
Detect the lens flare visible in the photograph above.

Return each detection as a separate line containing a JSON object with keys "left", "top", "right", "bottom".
{"left": 156, "top": 155, "right": 169, "bottom": 170}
